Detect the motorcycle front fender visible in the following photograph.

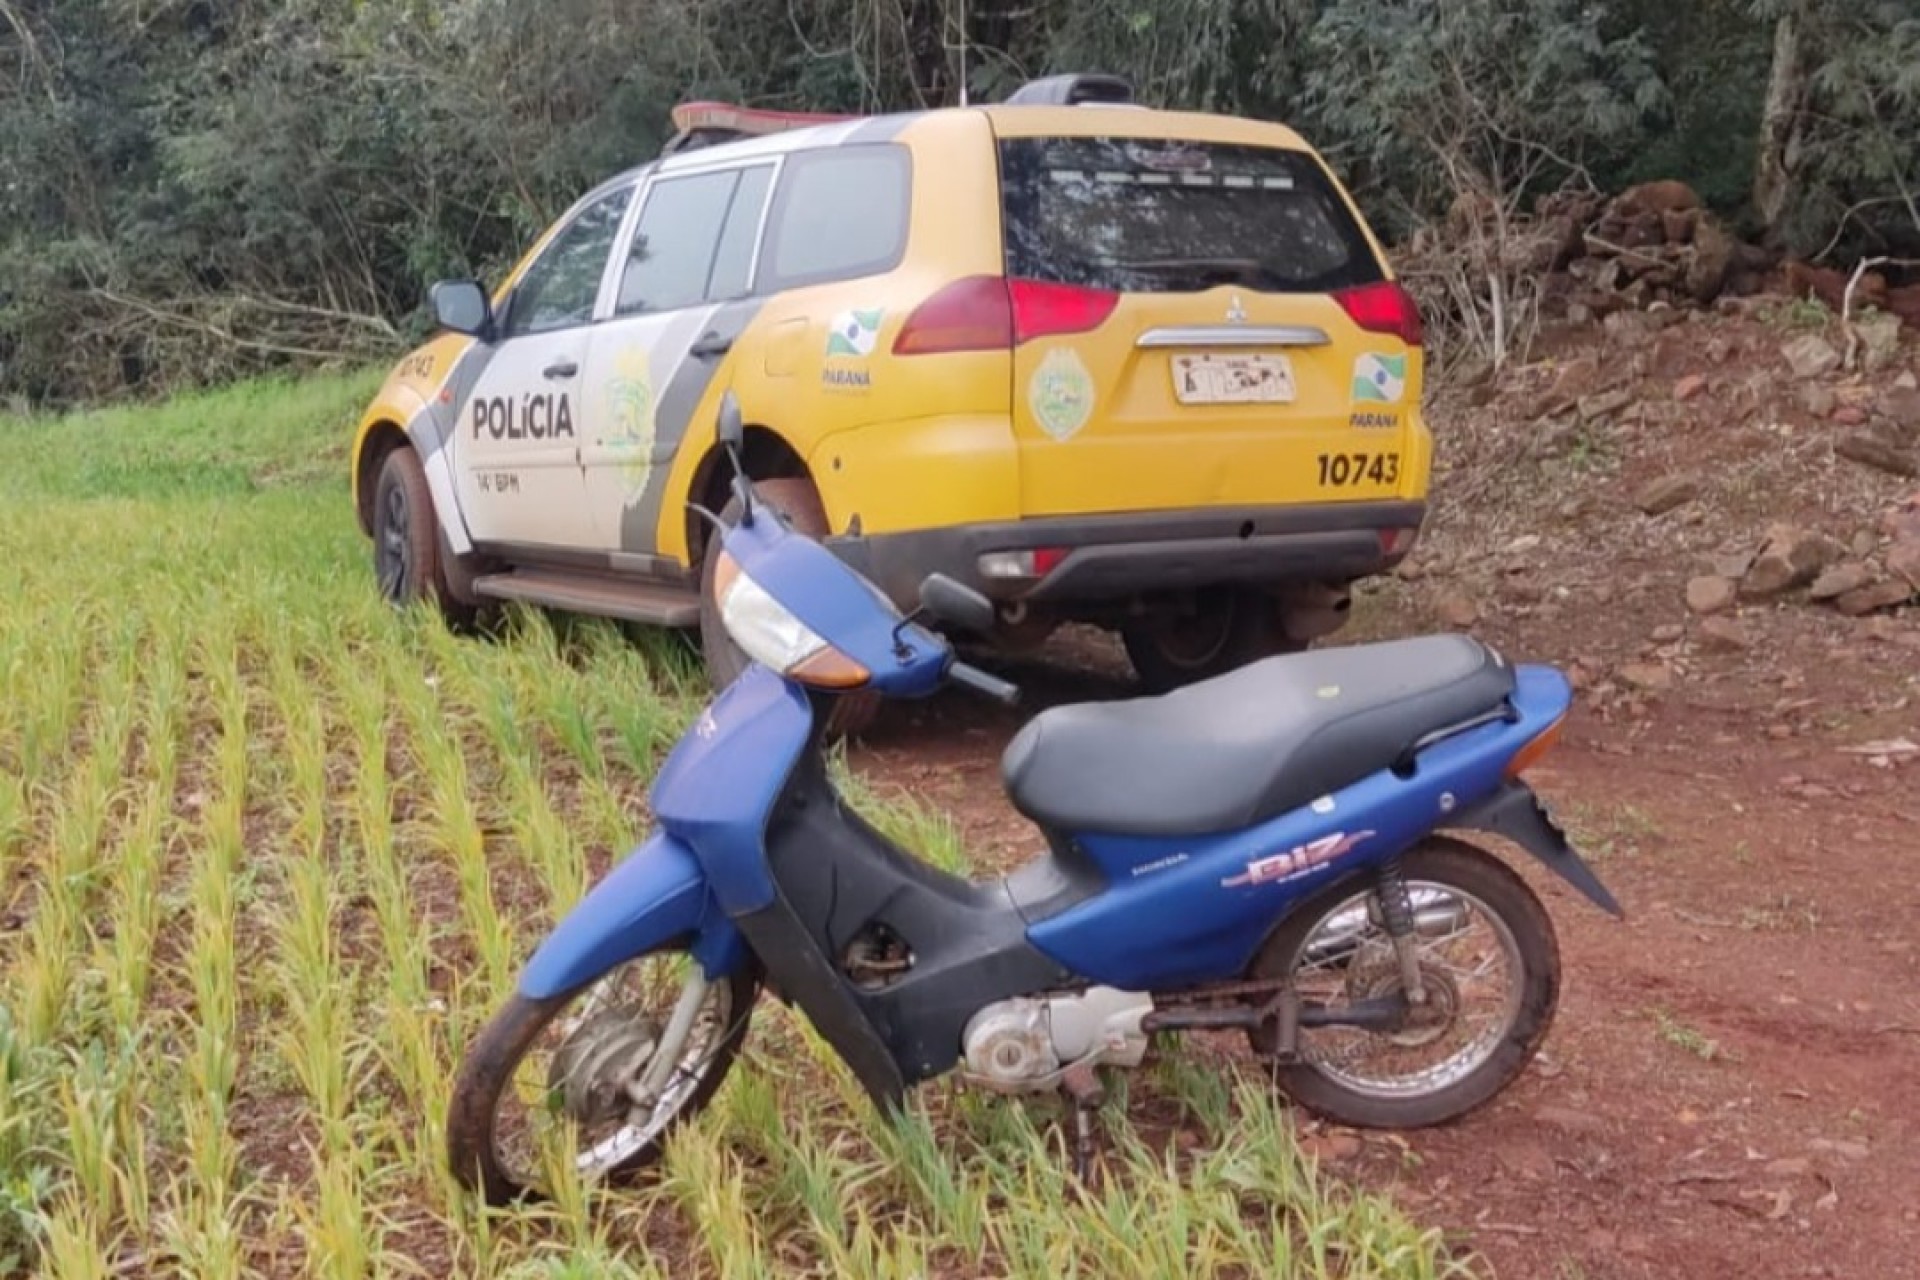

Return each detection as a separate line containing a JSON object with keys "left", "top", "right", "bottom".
{"left": 518, "top": 832, "right": 748, "bottom": 1000}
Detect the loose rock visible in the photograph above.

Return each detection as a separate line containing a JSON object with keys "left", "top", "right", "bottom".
{"left": 1835, "top": 580, "right": 1914, "bottom": 616}
{"left": 1810, "top": 561, "right": 1875, "bottom": 601}
{"left": 1881, "top": 387, "right": 1920, "bottom": 437}
{"left": 1538, "top": 358, "right": 1600, "bottom": 418}
{"left": 1697, "top": 617, "right": 1750, "bottom": 652}
{"left": 1579, "top": 388, "right": 1636, "bottom": 423}
{"left": 1620, "top": 662, "right": 1674, "bottom": 691}
{"left": 1637, "top": 473, "right": 1702, "bottom": 516}
{"left": 1834, "top": 404, "right": 1869, "bottom": 427}
{"left": 1436, "top": 591, "right": 1480, "bottom": 629}
{"left": 1673, "top": 373, "right": 1708, "bottom": 402}
{"left": 1651, "top": 623, "right": 1684, "bottom": 643}
{"left": 1687, "top": 575, "right": 1739, "bottom": 615}
{"left": 1889, "top": 538, "right": 1920, "bottom": 589}
{"left": 1688, "top": 218, "right": 1737, "bottom": 303}
{"left": 1781, "top": 333, "right": 1841, "bottom": 380}
{"left": 1858, "top": 310, "right": 1904, "bottom": 373}
{"left": 1836, "top": 430, "right": 1918, "bottom": 478}
{"left": 1801, "top": 385, "right": 1838, "bottom": 418}
{"left": 1741, "top": 525, "right": 1843, "bottom": 598}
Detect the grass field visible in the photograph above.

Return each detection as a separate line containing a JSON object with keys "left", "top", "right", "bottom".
{"left": 0, "top": 376, "right": 1475, "bottom": 1278}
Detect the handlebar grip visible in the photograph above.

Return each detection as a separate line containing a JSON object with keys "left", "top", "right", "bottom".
{"left": 949, "top": 660, "right": 1021, "bottom": 707}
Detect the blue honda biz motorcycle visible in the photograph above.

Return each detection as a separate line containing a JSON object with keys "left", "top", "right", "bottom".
{"left": 447, "top": 396, "right": 1622, "bottom": 1203}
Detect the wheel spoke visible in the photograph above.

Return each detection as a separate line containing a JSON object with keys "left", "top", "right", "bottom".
{"left": 1287, "top": 879, "right": 1526, "bottom": 1097}
{"left": 488, "top": 954, "right": 744, "bottom": 1190}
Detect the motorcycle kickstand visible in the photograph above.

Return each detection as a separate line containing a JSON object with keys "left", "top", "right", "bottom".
{"left": 1059, "top": 1062, "right": 1105, "bottom": 1188}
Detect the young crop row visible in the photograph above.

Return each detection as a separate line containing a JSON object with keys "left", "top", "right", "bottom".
{"left": 0, "top": 379, "right": 1475, "bottom": 1278}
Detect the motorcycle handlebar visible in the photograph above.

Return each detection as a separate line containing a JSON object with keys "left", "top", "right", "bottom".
{"left": 948, "top": 660, "right": 1021, "bottom": 707}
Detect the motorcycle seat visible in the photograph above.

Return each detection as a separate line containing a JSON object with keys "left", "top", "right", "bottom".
{"left": 1002, "top": 635, "right": 1515, "bottom": 838}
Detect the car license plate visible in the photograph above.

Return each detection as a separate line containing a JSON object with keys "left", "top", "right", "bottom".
{"left": 1171, "top": 353, "right": 1295, "bottom": 404}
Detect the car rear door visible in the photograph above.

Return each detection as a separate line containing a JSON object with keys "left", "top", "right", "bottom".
{"left": 990, "top": 125, "right": 1422, "bottom": 519}
{"left": 578, "top": 161, "right": 776, "bottom": 559}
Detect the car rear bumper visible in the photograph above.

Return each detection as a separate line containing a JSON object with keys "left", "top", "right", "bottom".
{"left": 827, "top": 500, "right": 1424, "bottom": 607}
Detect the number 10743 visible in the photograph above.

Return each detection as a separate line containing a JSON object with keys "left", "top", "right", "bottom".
{"left": 1316, "top": 452, "right": 1400, "bottom": 487}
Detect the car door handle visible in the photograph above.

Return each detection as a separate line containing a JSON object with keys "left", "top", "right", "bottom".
{"left": 543, "top": 359, "right": 578, "bottom": 380}
{"left": 689, "top": 331, "right": 733, "bottom": 360}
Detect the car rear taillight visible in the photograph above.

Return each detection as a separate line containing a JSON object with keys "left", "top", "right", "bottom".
{"left": 1335, "top": 281, "right": 1423, "bottom": 346}
{"left": 1378, "top": 527, "right": 1419, "bottom": 557}
{"left": 892, "top": 276, "right": 1012, "bottom": 355}
{"left": 894, "top": 277, "right": 1118, "bottom": 355}
{"left": 1008, "top": 279, "right": 1118, "bottom": 344}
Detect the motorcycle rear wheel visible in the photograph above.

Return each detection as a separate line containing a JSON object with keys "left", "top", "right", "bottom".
{"left": 447, "top": 949, "right": 758, "bottom": 1205}
{"left": 1246, "top": 837, "right": 1559, "bottom": 1129}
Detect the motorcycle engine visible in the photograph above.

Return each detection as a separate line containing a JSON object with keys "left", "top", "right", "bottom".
{"left": 961, "top": 987, "right": 1153, "bottom": 1092}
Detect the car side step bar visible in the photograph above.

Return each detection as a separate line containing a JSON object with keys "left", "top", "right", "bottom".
{"left": 472, "top": 570, "right": 702, "bottom": 628}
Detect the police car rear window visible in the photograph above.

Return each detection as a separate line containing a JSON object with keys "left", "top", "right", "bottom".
{"left": 761, "top": 145, "right": 911, "bottom": 291}
{"left": 999, "top": 138, "right": 1383, "bottom": 295}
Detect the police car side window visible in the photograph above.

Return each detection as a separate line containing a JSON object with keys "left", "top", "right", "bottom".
{"left": 614, "top": 165, "right": 774, "bottom": 315}
{"left": 762, "top": 146, "right": 910, "bottom": 291}
{"left": 707, "top": 166, "right": 774, "bottom": 301}
{"left": 501, "top": 187, "right": 632, "bottom": 339}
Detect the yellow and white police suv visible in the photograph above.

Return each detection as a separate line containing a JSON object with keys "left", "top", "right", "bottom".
{"left": 350, "top": 74, "right": 1430, "bottom": 698}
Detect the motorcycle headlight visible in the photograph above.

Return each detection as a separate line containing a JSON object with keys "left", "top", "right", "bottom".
{"left": 713, "top": 552, "right": 871, "bottom": 689}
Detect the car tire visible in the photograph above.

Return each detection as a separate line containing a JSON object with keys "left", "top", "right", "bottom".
{"left": 1121, "top": 587, "right": 1303, "bottom": 693}
{"left": 698, "top": 476, "right": 881, "bottom": 738}
{"left": 372, "top": 445, "right": 481, "bottom": 631}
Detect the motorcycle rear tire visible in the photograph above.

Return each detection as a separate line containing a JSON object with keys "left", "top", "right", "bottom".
{"left": 1246, "top": 838, "right": 1560, "bottom": 1129}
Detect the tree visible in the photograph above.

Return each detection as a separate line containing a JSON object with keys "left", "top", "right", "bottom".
{"left": 1749, "top": 0, "right": 1920, "bottom": 258}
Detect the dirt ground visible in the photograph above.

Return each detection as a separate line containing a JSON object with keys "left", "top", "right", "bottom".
{"left": 848, "top": 597, "right": 1920, "bottom": 1278}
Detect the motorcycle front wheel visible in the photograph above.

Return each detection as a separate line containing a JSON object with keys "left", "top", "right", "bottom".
{"left": 1246, "top": 837, "right": 1560, "bottom": 1129}
{"left": 447, "top": 949, "right": 758, "bottom": 1204}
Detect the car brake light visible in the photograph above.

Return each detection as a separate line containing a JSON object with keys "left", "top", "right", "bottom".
{"left": 1378, "top": 527, "right": 1418, "bottom": 557}
{"left": 1031, "top": 546, "right": 1071, "bottom": 575}
{"left": 894, "top": 278, "right": 1118, "bottom": 355}
{"left": 893, "top": 277, "right": 1011, "bottom": 355}
{"left": 1008, "top": 279, "right": 1118, "bottom": 344}
{"left": 1335, "top": 281, "right": 1423, "bottom": 346}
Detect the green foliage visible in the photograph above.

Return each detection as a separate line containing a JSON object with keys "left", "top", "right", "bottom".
{"left": 1, "top": 0, "right": 1915, "bottom": 404}
{"left": 0, "top": 369, "right": 379, "bottom": 500}
{"left": 1301, "top": 0, "right": 1664, "bottom": 234}
{"left": 1766, "top": 0, "right": 1920, "bottom": 256}
{"left": 1607, "top": 0, "right": 1773, "bottom": 215}
{"left": 0, "top": 1008, "right": 60, "bottom": 1272}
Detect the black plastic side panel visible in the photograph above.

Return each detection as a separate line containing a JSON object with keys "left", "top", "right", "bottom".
{"left": 1005, "top": 830, "right": 1106, "bottom": 921}
{"left": 1451, "top": 782, "right": 1625, "bottom": 918}
{"left": 764, "top": 750, "right": 1076, "bottom": 1086}
{"left": 731, "top": 898, "right": 910, "bottom": 1108}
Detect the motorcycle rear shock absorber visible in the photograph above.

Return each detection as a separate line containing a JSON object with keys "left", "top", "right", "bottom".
{"left": 1374, "top": 858, "right": 1430, "bottom": 1005}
